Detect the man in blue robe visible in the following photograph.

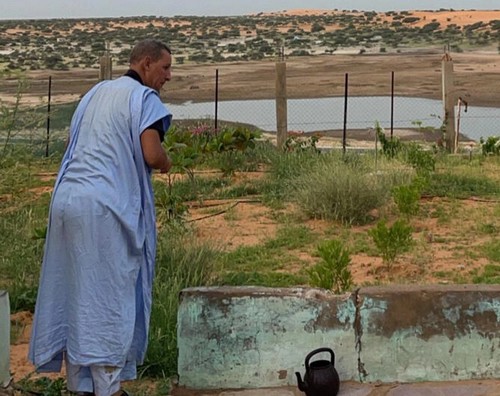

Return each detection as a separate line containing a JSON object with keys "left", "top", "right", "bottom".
{"left": 29, "top": 39, "right": 173, "bottom": 396}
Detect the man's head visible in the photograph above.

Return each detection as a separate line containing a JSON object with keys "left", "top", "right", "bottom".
{"left": 129, "top": 39, "right": 172, "bottom": 92}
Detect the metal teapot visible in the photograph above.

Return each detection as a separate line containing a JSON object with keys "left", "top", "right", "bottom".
{"left": 295, "top": 347, "right": 340, "bottom": 396}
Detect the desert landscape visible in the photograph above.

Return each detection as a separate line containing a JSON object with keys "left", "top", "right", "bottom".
{"left": 2, "top": 8, "right": 500, "bottom": 395}
{"left": 0, "top": 9, "right": 499, "bottom": 107}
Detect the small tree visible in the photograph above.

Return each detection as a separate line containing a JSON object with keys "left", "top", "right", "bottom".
{"left": 369, "top": 219, "right": 413, "bottom": 268}
{"left": 308, "top": 240, "right": 353, "bottom": 294}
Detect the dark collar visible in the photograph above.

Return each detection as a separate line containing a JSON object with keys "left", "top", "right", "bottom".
{"left": 124, "top": 69, "right": 144, "bottom": 85}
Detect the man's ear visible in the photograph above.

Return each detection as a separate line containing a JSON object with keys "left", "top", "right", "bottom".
{"left": 144, "top": 56, "right": 152, "bottom": 70}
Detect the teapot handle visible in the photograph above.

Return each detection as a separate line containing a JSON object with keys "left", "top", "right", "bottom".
{"left": 305, "top": 347, "right": 335, "bottom": 370}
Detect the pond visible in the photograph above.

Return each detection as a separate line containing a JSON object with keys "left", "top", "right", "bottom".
{"left": 167, "top": 96, "right": 500, "bottom": 141}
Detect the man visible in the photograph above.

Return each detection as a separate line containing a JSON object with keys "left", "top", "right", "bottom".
{"left": 29, "top": 39, "right": 173, "bottom": 396}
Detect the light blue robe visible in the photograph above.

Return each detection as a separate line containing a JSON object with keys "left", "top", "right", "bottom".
{"left": 29, "top": 76, "right": 171, "bottom": 378}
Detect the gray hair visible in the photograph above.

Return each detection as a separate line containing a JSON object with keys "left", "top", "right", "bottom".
{"left": 129, "top": 39, "right": 171, "bottom": 64}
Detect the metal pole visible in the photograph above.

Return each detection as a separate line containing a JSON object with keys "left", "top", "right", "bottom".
{"left": 390, "top": 71, "right": 394, "bottom": 140}
{"left": 342, "top": 73, "right": 348, "bottom": 158}
{"left": 46, "top": 76, "right": 52, "bottom": 157}
{"left": 442, "top": 52, "right": 456, "bottom": 153}
{"left": 215, "top": 69, "right": 219, "bottom": 131}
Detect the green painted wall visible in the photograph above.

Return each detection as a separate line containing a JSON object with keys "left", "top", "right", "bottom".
{"left": 177, "top": 285, "right": 500, "bottom": 389}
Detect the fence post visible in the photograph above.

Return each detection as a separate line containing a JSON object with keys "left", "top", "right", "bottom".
{"left": 390, "top": 71, "right": 395, "bottom": 139}
{"left": 342, "top": 73, "right": 348, "bottom": 157}
{"left": 215, "top": 69, "right": 219, "bottom": 130}
{"left": 45, "top": 76, "right": 52, "bottom": 157}
{"left": 442, "top": 53, "right": 456, "bottom": 153}
{"left": 275, "top": 61, "right": 287, "bottom": 149}
{"left": 99, "top": 44, "right": 112, "bottom": 81}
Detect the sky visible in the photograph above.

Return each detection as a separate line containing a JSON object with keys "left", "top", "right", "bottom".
{"left": 0, "top": 0, "right": 498, "bottom": 20}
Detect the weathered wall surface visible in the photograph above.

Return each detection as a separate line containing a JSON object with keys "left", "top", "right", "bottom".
{"left": 177, "top": 285, "right": 500, "bottom": 390}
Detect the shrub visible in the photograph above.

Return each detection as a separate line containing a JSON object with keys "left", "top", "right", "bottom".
{"left": 284, "top": 133, "right": 320, "bottom": 153}
{"left": 369, "top": 218, "right": 413, "bottom": 267}
{"left": 403, "top": 142, "right": 436, "bottom": 177}
{"left": 165, "top": 123, "right": 261, "bottom": 177}
{"left": 376, "top": 122, "right": 402, "bottom": 158}
{"left": 392, "top": 184, "right": 420, "bottom": 217}
{"left": 308, "top": 239, "right": 353, "bottom": 294}
{"left": 293, "top": 153, "right": 413, "bottom": 224}
{"left": 141, "top": 231, "right": 221, "bottom": 378}
{"left": 480, "top": 136, "right": 500, "bottom": 156}
{"left": 261, "top": 147, "right": 324, "bottom": 207}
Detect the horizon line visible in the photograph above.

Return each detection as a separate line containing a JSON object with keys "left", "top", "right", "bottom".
{"left": 1, "top": 8, "right": 500, "bottom": 21}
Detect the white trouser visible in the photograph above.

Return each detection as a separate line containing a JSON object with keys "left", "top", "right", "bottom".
{"left": 66, "top": 361, "right": 122, "bottom": 396}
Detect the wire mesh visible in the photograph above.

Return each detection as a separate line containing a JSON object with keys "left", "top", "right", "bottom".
{"left": 171, "top": 65, "right": 500, "bottom": 142}
{"left": 2, "top": 61, "right": 499, "bottom": 157}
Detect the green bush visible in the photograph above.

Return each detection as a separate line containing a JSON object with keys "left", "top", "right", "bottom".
{"left": 308, "top": 239, "right": 353, "bottom": 293}
{"left": 392, "top": 184, "right": 421, "bottom": 217}
{"left": 376, "top": 123, "right": 402, "bottom": 158}
{"left": 283, "top": 134, "right": 320, "bottom": 153}
{"left": 164, "top": 123, "right": 262, "bottom": 177}
{"left": 480, "top": 136, "right": 500, "bottom": 156}
{"left": 141, "top": 231, "right": 221, "bottom": 378}
{"left": 261, "top": 147, "right": 324, "bottom": 207}
{"left": 293, "top": 153, "right": 413, "bottom": 224}
{"left": 403, "top": 143, "right": 436, "bottom": 176}
{"left": 369, "top": 218, "right": 413, "bottom": 267}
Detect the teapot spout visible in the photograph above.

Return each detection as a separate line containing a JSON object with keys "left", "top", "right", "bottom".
{"left": 295, "top": 372, "right": 307, "bottom": 392}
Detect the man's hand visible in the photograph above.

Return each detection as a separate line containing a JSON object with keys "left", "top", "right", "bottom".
{"left": 140, "top": 129, "right": 172, "bottom": 172}
{"left": 160, "top": 154, "right": 172, "bottom": 173}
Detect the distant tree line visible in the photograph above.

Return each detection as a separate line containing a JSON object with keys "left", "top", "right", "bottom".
{"left": 0, "top": 11, "right": 498, "bottom": 71}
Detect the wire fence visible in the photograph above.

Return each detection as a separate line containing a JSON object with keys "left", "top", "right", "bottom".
{"left": 171, "top": 66, "right": 500, "bottom": 144}
{"left": 2, "top": 60, "right": 500, "bottom": 157}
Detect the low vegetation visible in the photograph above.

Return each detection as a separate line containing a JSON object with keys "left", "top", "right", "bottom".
{"left": 2, "top": 119, "right": 500, "bottom": 393}
{"left": 2, "top": 8, "right": 499, "bottom": 394}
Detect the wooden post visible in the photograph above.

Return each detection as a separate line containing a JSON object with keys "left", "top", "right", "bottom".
{"left": 99, "top": 43, "right": 112, "bottom": 81}
{"left": 275, "top": 61, "right": 287, "bottom": 150}
{"left": 442, "top": 53, "right": 456, "bottom": 153}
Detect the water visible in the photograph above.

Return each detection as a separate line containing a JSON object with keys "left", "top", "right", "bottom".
{"left": 167, "top": 96, "right": 500, "bottom": 141}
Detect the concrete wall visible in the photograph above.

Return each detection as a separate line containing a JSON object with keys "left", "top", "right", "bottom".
{"left": 177, "top": 285, "right": 500, "bottom": 389}
{"left": 0, "top": 291, "right": 10, "bottom": 387}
